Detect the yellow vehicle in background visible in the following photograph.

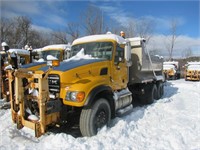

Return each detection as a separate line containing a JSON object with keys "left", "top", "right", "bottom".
{"left": 0, "top": 49, "right": 30, "bottom": 101}
{"left": 9, "top": 33, "right": 164, "bottom": 137}
{"left": 163, "top": 61, "right": 180, "bottom": 80}
{"left": 185, "top": 62, "right": 200, "bottom": 81}
{"left": 23, "top": 44, "right": 71, "bottom": 70}
{"left": 1, "top": 44, "right": 70, "bottom": 103}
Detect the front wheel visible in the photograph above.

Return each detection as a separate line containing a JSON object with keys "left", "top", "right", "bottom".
{"left": 79, "top": 98, "right": 111, "bottom": 137}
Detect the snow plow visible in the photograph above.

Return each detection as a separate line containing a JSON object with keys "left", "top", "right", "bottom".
{"left": 163, "top": 61, "right": 180, "bottom": 80}
{"left": 9, "top": 65, "right": 61, "bottom": 137}
{"left": 9, "top": 33, "right": 164, "bottom": 137}
{"left": 184, "top": 62, "right": 200, "bottom": 81}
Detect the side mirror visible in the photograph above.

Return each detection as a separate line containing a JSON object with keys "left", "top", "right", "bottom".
{"left": 47, "top": 55, "right": 60, "bottom": 67}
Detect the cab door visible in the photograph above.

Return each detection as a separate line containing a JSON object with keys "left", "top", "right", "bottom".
{"left": 111, "top": 44, "right": 128, "bottom": 90}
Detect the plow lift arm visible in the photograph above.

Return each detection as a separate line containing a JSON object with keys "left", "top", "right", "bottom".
{"left": 9, "top": 67, "right": 61, "bottom": 137}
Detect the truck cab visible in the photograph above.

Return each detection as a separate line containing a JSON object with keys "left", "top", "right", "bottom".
{"left": 22, "top": 44, "right": 71, "bottom": 70}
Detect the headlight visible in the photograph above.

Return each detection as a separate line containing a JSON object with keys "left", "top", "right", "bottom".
{"left": 66, "top": 91, "right": 85, "bottom": 102}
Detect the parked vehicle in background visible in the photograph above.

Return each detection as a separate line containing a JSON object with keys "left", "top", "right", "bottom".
{"left": 163, "top": 61, "right": 180, "bottom": 80}
{"left": 0, "top": 49, "right": 30, "bottom": 101}
{"left": 22, "top": 44, "right": 71, "bottom": 70}
{"left": 9, "top": 33, "right": 164, "bottom": 137}
{"left": 184, "top": 62, "right": 200, "bottom": 81}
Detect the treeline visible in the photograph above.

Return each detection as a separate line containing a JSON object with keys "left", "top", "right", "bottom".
{"left": 1, "top": 5, "right": 154, "bottom": 50}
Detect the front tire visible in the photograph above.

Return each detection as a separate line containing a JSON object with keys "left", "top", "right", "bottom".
{"left": 79, "top": 98, "right": 111, "bottom": 137}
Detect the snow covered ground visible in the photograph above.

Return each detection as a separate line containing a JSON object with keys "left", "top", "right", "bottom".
{"left": 0, "top": 79, "right": 200, "bottom": 150}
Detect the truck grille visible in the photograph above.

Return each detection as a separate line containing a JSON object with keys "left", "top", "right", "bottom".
{"left": 48, "top": 74, "right": 60, "bottom": 93}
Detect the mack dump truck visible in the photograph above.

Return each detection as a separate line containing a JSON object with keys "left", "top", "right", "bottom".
{"left": 163, "top": 61, "right": 180, "bottom": 80}
{"left": 184, "top": 62, "right": 200, "bottom": 81}
{"left": 9, "top": 33, "right": 164, "bottom": 137}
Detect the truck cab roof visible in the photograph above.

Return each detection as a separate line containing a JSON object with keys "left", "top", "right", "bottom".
{"left": 72, "top": 34, "right": 126, "bottom": 45}
{"left": 42, "top": 44, "right": 71, "bottom": 51}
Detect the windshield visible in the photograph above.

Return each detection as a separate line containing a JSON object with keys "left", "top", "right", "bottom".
{"left": 39, "top": 50, "right": 61, "bottom": 61}
{"left": 71, "top": 42, "right": 113, "bottom": 60}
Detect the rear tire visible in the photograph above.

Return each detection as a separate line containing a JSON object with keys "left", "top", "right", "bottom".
{"left": 138, "top": 83, "right": 157, "bottom": 104}
{"left": 79, "top": 98, "right": 111, "bottom": 137}
{"left": 157, "top": 82, "right": 164, "bottom": 99}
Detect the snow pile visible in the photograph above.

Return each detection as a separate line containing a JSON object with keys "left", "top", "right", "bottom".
{"left": 64, "top": 48, "right": 98, "bottom": 62}
{"left": 0, "top": 79, "right": 200, "bottom": 150}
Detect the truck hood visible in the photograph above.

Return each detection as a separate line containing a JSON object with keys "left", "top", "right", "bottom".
{"left": 21, "top": 61, "right": 46, "bottom": 69}
{"left": 39, "top": 58, "right": 106, "bottom": 72}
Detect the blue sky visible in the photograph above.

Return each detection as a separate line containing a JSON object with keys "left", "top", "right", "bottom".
{"left": 1, "top": 0, "right": 199, "bottom": 37}
{"left": 1, "top": 0, "right": 200, "bottom": 57}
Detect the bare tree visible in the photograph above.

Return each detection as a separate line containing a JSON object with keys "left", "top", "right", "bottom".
{"left": 66, "top": 22, "right": 80, "bottom": 42}
{"left": 135, "top": 18, "right": 155, "bottom": 44}
{"left": 51, "top": 31, "right": 68, "bottom": 44}
{"left": 166, "top": 19, "right": 179, "bottom": 61}
{"left": 182, "top": 47, "right": 193, "bottom": 58}
{"left": 14, "top": 16, "right": 32, "bottom": 48}
{"left": 81, "top": 5, "right": 105, "bottom": 35}
{"left": 1, "top": 18, "right": 14, "bottom": 44}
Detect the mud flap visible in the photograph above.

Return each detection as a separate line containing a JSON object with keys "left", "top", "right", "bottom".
{"left": 35, "top": 123, "right": 42, "bottom": 138}
{"left": 16, "top": 116, "right": 23, "bottom": 130}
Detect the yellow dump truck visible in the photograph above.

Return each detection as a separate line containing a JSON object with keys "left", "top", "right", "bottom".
{"left": 9, "top": 33, "right": 164, "bottom": 137}
{"left": 22, "top": 44, "right": 71, "bottom": 70}
{"left": 163, "top": 61, "right": 180, "bottom": 80}
{"left": 185, "top": 62, "right": 200, "bottom": 81}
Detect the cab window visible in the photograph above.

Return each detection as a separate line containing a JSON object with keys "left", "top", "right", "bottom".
{"left": 114, "top": 44, "right": 124, "bottom": 63}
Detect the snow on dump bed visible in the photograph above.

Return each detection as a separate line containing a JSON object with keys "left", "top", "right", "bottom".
{"left": 8, "top": 49, "right": 30, "bottom": 55}
{"left": 72, "top": 33, "right": 126, "bottom": 45}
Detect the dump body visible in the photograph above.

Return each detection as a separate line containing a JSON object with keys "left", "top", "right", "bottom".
{"left": 128, "top": 38, "right": 164, "bottom": 84}
{"left": 185, "top": 62, "right": 200, "bottom": 81}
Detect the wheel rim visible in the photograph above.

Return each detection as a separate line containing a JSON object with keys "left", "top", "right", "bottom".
{"left": 95, "top": 109, "right": 107, "bottom": 129}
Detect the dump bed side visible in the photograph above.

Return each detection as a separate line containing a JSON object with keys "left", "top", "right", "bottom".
{"left": 128, "top": 38, "right": 164, "bottom": 84}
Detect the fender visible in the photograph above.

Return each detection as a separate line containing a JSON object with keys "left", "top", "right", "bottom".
{"left": 84, "top": 85, "right": 113, "bottom": 107}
